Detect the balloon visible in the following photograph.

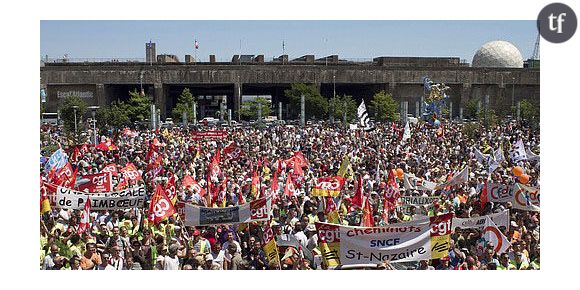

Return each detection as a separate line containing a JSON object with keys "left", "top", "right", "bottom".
{"left": 512, "top": 166, "right": 524, "bottom": 177}
{"left": 518, "top": 174, "right": 530, "bottom": 184}
{"left": 396, "top": 168, "right": 404, "bottom": 179}
{"left": 433, "top": 119, "right": 441, "bottom": 127}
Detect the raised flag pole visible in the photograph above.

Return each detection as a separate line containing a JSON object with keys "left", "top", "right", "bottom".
{"left": 300, "top": 94, "right": 305, "bottom": 127}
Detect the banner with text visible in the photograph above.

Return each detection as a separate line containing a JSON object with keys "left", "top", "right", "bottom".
{"left": 183, "top": 196, "right": 271, "bottom": 226}
{"left": 55, "top": 186, "right": 146, "bottom": 210}
{"left": 452, "top": 210, "right": 510, "bottom": 230}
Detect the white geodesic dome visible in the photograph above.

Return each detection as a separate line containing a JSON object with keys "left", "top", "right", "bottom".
{"left": 472, "top": 41, "right": 523, "bottom": 68}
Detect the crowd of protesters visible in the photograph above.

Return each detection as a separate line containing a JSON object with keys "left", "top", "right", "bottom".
{"left": 40, "top": 118, "right": 540, "bottom": 270}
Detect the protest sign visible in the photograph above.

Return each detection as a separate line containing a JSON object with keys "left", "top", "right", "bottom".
{"left": 316, "top": 219, "right": 431, "bottom": 265}
{"left": 191, "top": 130, "right": 228, "bottom": 140}
{"left": 435, "top": 167, "right": 469, "bottom": 190}
{"left": 452, "top": 210, "right": 510, "bottom": 230}
{"left": 429, "top": 213, "right": 454, "bottom": 259}
{"left": 512, "top": 184, "right": 540, "bottom": 211}
{"left": 403, "top": 173, "right": 437, "bottom": 191}
{"left": 55, "top": 186, "right": 146, "bottom": 210}
{"left": 485, "top": 183, "right": 516, "bottom": 203}
{"left": 311, "top": 176, "right": 345, "bottom": 197}
{"left": 77, "top": 172, "right": 112, "bottom": 193}
{"left": 183, "top": 196, "right": 271, "bottom": 226}
{"left": 398, "top": 195, "right": 439, "bottom": 215}
{"left": 262, "top": 223, "right": 281, "bottom": 267}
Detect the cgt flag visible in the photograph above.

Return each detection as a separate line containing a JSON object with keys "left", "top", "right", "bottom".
{"left": 262, "top": 223, "right": 281, "bottom": 268}
{"left": 77, "top": 196, "right": 91, "bottom": 234}
{"left": 149, "top": 184, "right": 176, "bottom": 225}
{"left": 311, "top": 176, "right": 345, "bottom": 197}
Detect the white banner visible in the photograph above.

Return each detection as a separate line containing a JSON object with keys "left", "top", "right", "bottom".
{"left": 183, "top": 196, "right": 271, "bottom": 226}
{"left": 486, "top": 183, "right": 517, "bottom": 203}
{"left": 512, "top": 184, "right": 540, "bottom": 211}
{"left": 452, "top": 210, "right": 510, "bottom": 230}
{"left": 435, "top": 167, "right": 469, "bottom": 189}
{"left": 509, "top": 139, "right": 528, "bottom": 163}
{"left": 56, "top": 186, "right": 146, "bottom": 210}
{"left": 319, "top": 219, "right": 432, "bottom": 264}
{"left": 403, "top": 173, "right": 437, "bottom": 191}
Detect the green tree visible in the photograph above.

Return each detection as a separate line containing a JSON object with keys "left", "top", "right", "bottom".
{"left": 172, "top": 88, "right": 195, "bottom": 122}
{"left": 465, "top": 99, "right": 479, "bottom": 119}
{"left": 520, "top": 99, "right": 539, "bottom": 125}
{"left": 369, "top": 91, "right": 397, "bottom": 122}
{"left": 96, "top": 100, "right": 130, "bottom": 129}
{"left": 58, "top": 95, "right": 88, "bottom": 133}
{"left": 284, "top": 83, "right": 328, "bottom": 120}
{"left": 126, "top": 89, "right": 152, "bottom": 122}
{"left": 240, "top": 97, "right": 273, "bottom": 120}
{"left": 330, "top": 94, "right": 357, "bottom": 123}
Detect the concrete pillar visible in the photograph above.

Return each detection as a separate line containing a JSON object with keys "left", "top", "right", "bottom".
{"left": 449, "top": 101, "right": 453, "bottom": 121}
{"left": 150, "top": 104, "right": 156, "bottom": 130}
{"left": 95, "top": 84, "right": 106, "bottom": 107}
{"left": 257, "top": 101, "right": 262, "bottom": 124}
{"left": 154, "top": 83, "right": 166, "bottom": 119}
{"left": 415, "top": 101, "right": 420, "bottom": 118}
{"left": 234, "top": 82, "right": 241, "bottom": 121}
{"left": 400, "top": 101, "right": 408, "bottom": 124}
{"left": 516, "top": 101, "right": 521, "bottom": 122}
{"left": 484, "top": 95, "right": 490, "bottom": 126}
{"left": 459, "top": 107, "right": 464, "bottom": 122}
{"left": 182, "top": 111, "right": 188, "bottom": 127}
{"left": 192, "top": 102, "right": 197, "bottom": 125}
{"left": 228, "top": 109, "right": 232, "bottom": 126}
{"left": 460, "top": 83, "right": 472, "bottom": 108}
{"left": 278, "top": 102, "right": 282, "bottom": 121}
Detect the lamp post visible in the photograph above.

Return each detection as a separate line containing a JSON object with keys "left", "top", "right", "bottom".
{"left": 511, "top": 77, "right": 516, "bottom": 114}
{"left": 88, "top": 106, "right": 100, "bottom": 145}
{"left": 72, "top": 105, "right": 79, "bottom": 141}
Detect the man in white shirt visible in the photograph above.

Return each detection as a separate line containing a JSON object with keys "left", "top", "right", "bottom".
{"left": 163, "top": 244, "right": 180, "bottom": 270}
{"left": 293, "top": 222, "right": 308, "bottom": 248}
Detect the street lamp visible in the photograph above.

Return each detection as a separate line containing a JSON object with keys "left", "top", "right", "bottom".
{"left": 88, "top": 106, "right": 100, "bottom": 144}
{"left": 72, "top": 105, "right": 79, "bottom": 140}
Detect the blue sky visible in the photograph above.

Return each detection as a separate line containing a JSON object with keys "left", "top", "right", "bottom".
{"left": 40, "top": 20, "right": 537, "bottom": 62}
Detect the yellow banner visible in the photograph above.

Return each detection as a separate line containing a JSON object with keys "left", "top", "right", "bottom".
{"left": 430, "top": 235, "right": 451, "bottom": 259}
{"left": 263, "top": 239, "right": 280, "bottom": 267}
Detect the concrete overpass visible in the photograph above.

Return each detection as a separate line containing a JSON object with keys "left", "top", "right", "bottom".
{"left": 40, "top": 57, "right": 540, "bottom": 120}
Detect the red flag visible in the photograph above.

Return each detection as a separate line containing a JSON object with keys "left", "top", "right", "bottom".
{"left": 165, "top": 172, "right": 178, "bottom": 204}
{"left": 223, "top": 142, "right": 243, "bottom": 160}
{"left": 361, "top": 196, "right": 374, "bottom": 227}
{"left": 384, "top": 169, "right": 400, "bottom": 206}
{"left": 294, "top": 151, "right": 309, "bottom": 167}
{"left": 293, "top": 160, "right": 304, "bottom": 177}
{"left": 271, "top": 170, "right": 279, "bottom": 196}
{"left": 284, "top": 174, "right": 296, "bottom": 197}
{"left": 311, "top": 176, "right": 345, "bottom": 197}
{"left": 351, "top": 175, "right": 364, "bottom": 208}
{"left": 101, "top": 163, "right": 118, "bottom": 177}
{"left": 70, "top": 147, "right": 81, "bottom": 163}
{"left": 209, "top": 150, "right": 222, "bottom": 179}
{"left": 96, "top": 139, "right": 118, "bottom": 151}
{"left": 251, "top": 170, "right": 260, "bottom": 199}
{"left": 77, "top": 172, "right": 112, "bottom": 193}
{"left": 121, "top": 163, "right": 142, "bottom": 182}
{"left": 480, "top": 181, "right": 489, "bottom": 210}
{"left": 77, "top": 196, "right": 91, "bottom": 234}
{"left": 182, "top": 175, "right": 195, "bottom": 189}
{"left": 148, "top": 184, "right": 176, "bottom": 225}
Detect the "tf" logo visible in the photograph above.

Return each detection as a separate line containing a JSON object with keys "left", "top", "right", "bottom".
{"left": 538, "top": 3, "right": 577, "bottom": 43}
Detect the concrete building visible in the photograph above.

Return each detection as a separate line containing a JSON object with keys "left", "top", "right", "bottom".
{"left": 40, "top": 41, "right": 539, "bottom": 121}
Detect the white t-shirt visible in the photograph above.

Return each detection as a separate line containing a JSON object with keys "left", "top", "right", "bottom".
{"left": 163, "top": 255, "right": 180, "bottom": 270}
{"left": 211, "top": 250, "right": 225, "bottom": 269}
{"left": 294, "top": 231, "right": 308, "bottom": 248}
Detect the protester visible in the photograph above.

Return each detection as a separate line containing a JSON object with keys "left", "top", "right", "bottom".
{"left": 40, "top": 118, "right": 540, "bottom": 270}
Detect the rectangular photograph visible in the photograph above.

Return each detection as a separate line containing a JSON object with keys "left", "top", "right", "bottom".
{"left": 39, "top": 20, "right": 540, "bottom": 270}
